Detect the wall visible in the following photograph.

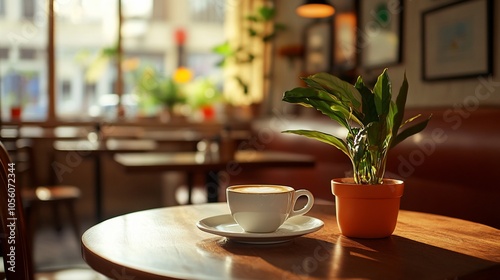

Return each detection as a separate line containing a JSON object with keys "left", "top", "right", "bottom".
{"left": 386, "top": 0, "right": 500, "bottom": 108}
{"left": 270, "top": 0, "right": 500, "bottom": 113}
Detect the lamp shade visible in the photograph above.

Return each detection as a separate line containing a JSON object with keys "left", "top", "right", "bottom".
{"left": 296, "top": 0, "right": 335, "bottom": 18}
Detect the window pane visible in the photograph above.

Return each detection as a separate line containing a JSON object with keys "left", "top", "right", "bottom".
{"left": 1, "top": 0, "right": 226, "bottom": 122}
{"left": 0, "top": 0, "right": 47, "bottom": 122}
{"left": 189, "top": 0, "right": 225, "bottom": 23}
{"left": 19, "top": 48, "right": 37, "bottom": 60}
{"left": 152, "top": 0, "right": 167, "bottom": 21}
{"left": 22, "top": 0, "right": 35, "bottom": 19}
{"left": 0, "top": 48, "right": 8, "bottom": 59}
{"left": 55, "top": 0, "right": 118, "bottom": 120}
{"left": 0, "top": 0, "right": 5, "bottom": 17}
{"left": 122, "top": 0, "right": 225, "bottom": 119}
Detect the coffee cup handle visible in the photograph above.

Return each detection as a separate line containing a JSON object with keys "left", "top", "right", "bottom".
{"left": 289, "top": 189, "right": 314, "bottom": 218}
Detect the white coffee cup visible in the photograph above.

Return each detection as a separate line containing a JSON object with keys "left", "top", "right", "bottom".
{"left": 226, "top": 185, "right": 315, "bottom": 233}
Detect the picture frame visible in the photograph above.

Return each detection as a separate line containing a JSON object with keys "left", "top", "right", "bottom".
{"left": 422, "top": 0, "right": 493, "bottom": 81}
{"left": 332, "top": 11, "right": 357, "bottom": 73}
{"left": 304, "top": 19, "right": 333, "bottom": 74}
{"left": 357, "top": 0, "right": 404, "bottom": 70}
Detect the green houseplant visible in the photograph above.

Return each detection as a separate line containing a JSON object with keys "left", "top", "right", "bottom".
{"left": 212, "top": 5, "right": 285, "bottom": 96}
{"left": 134, "top": 67, "right": 186, "bottom": 121}
{"left": 282, "top": 68, "right": 431, "bottom": 238}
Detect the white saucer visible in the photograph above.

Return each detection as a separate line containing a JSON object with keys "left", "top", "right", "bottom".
{"left": 196, "top": 214, "right": 324, "bottom": 244}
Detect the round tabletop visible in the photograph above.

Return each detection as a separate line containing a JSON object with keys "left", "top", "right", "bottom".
{"left": 82, "top": 203, "right": 500, "bottom": 280}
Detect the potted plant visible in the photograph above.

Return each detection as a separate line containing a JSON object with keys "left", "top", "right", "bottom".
{"left": 212, "top": 5, "right": 285, "bottom": 116}
{"left": 186, "top": 78, "right": 223, "bottom": 121}
{"left": 282, "top": 68, "right": 431, "bottom": 238}
{"left": 134, "top": 67, "right": 186, "bottom": 122}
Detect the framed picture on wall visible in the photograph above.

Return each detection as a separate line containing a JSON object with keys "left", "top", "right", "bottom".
{"left": 332, "top": 12, "right": 357, "bottom": 73}
{"left": 357, "top": 0, "right": 404, "bottom": 70}
{"left": 304, "top": 19, "right": 333, "bottom": 74}
{"left": 422, "top": 0, "right": 493, "bottom": 81}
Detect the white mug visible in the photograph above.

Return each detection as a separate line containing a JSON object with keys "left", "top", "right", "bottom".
{"left": 226, "top": 185, "right": 314, "bottom": 233}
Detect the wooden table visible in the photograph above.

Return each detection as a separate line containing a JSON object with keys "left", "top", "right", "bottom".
{"left": 54, "top": 139, "right": 157, "bottom": 221}
{"left": 139, "top": 129, "right": 251, "bottom": 143}
{"left": 113, "top": 150, "right": 315, "bottom": 203}
{"left": 81, "top": 203, "right": 500, "bottom": 280}
{"left": 0, "top": 125, "right": 92, "bottom": 140}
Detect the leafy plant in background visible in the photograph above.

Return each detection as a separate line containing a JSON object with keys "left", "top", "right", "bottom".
{"left": 76, "top": 46, "right": 119, "bottom": 83}
{"left": 134, "top": 67, "right": 186, "bottom": 111}
{"left": 212, "top": 5, "right": 285, "bottom": 95}
{"left": 282, "top": 69, "right": 431, "bottom": 185}
{"left": 186, "top": 78, "right": 222, "bottom": 109}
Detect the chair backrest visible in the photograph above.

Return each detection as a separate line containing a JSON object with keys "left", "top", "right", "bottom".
{"left": 0, "top": 141, "right": 34, "bottom": 280}
{"left": 14, "top": 140, "right": 40, "bottom": 188}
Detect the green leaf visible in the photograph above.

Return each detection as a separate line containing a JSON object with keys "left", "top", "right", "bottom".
{"left": 235, "top": 53, "right": 254, "bottom": 64}
{"left": 401, "top": 114, "right": 423, "bottom": 127}
{"left": 302, "top": 73, "right": 362, "bottom": 110}
{"left": 282, "top": 130, "right": 349, "bottom": 156}
{"left": 308, "top": 99, "right": 351, "bottom": 128}
{"left": 355, "top": 76, "right": 378, "bottom": 125}
{"left": 348, "top": 126, "right": 369, "bottom": 164}
{"left": 248, "top": 28, "right": 258, "bottom": 37}
{"left": 102, "top": 46, "right": 118, "bottom": 57}
{"left": 283, "top": 87, "right": 361, "bottom": 128}
{"left": 235, "top": 76, "right": 249, "bottom": 94}
{"left": 365, "top": 121, "right": 383, "bottom": 149}
{"left": 258, "top": 6, "right": 275, "bottom": 21}
{"left": 247, "top": 54, "right": 255, "bottom": 62}
{"left": 386, "top": 101, "right": 397, "bottom": 138}
{"left": 373, "top": 68, "right": 391, "bottom": 117}
{"left": 246, "top": 15, "right": 259, "bottom": 22}
{"left": 391, "top": 115, "right": 431, "bottom": 148}
{"left": 283, "top": 87, "right": 336, "bottom": 103}
{"left": 392, "top": 71, "right": 409, "bottom": 140}
{"left": 211, "top": 42, "right": 233, "bottom": 56}
{"left": 215, "top": 58, "right": 226, "bottom": 67}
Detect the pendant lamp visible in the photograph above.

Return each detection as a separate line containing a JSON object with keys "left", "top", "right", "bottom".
{"left": 296, "top": 0, "right": 335, "bottom": 18}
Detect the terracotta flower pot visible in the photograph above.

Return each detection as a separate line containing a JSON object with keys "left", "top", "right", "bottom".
{"left": 331, "top": 178, "right": 404, "bottom": 238}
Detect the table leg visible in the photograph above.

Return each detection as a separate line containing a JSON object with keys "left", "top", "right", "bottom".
{"left": 187, "top": 172, "right": 193, "bottom": 204}
{"left": 206, "top": 171, "right": 219, "bottom": 202}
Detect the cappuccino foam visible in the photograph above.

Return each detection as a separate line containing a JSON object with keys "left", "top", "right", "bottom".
{"left": 230, "top": 185, "right": 291, "bottom": 194}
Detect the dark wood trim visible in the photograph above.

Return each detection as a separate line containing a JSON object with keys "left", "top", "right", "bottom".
{"left": 116, "top": 0, "right": 125, "bottom": 118}
{"left": 47, "top": 0, "right": 55, "bottom": 121}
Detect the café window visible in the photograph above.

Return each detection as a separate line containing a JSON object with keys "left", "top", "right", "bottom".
{"left": 19, "top": 48, "right": 37, "bottom": 60}
{"left": 0, "top": 0, "right": 47, "bottom": 121}
{"left": 152, "top": 0, "right": 166, "bottom": 21}
{"left": 189, "top": 0, "right": 224, "bottom": 23}
{"left": 22, "top": 0, "right": 35, "bottom": 20}
{"left": 0, "top": 0, "right": 5, "bottom": 17}
{"left": 0, "top": 47, "right": 8, "bottom": 60}
{"left": 61, "top": 80, "right": 72, "bottom": 101}
{"left": 0, "top": 70, "right": 43, "bottom": 121}
{"left": 84, "top": 82, "right": 97, "bottom": 101}
{"left": 0, "top": 0, "right": 226, "bottom": 122}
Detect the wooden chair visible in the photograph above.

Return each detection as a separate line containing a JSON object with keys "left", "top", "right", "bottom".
{"left": 15, "top": 141, "right": 81, "bottom": 245}
{"left": 0, "top": 141, "right": 107, "bottom": 279}
{"left": 0, "top": 142, "right": 33, "bottom": 279}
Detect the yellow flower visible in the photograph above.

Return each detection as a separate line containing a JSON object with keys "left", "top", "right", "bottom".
{"left": 173, "top": 67, "right": 193, "bottom": 83}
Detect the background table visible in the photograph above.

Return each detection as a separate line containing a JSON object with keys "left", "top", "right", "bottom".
{"left": 54, "top": 139, "right": 157, "bottom": 221}
{"left": 114, "top": 150, "right": 315, "bottom": 203}
{"left": 82, "top": 203, "right": 500, "bottom": 280}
